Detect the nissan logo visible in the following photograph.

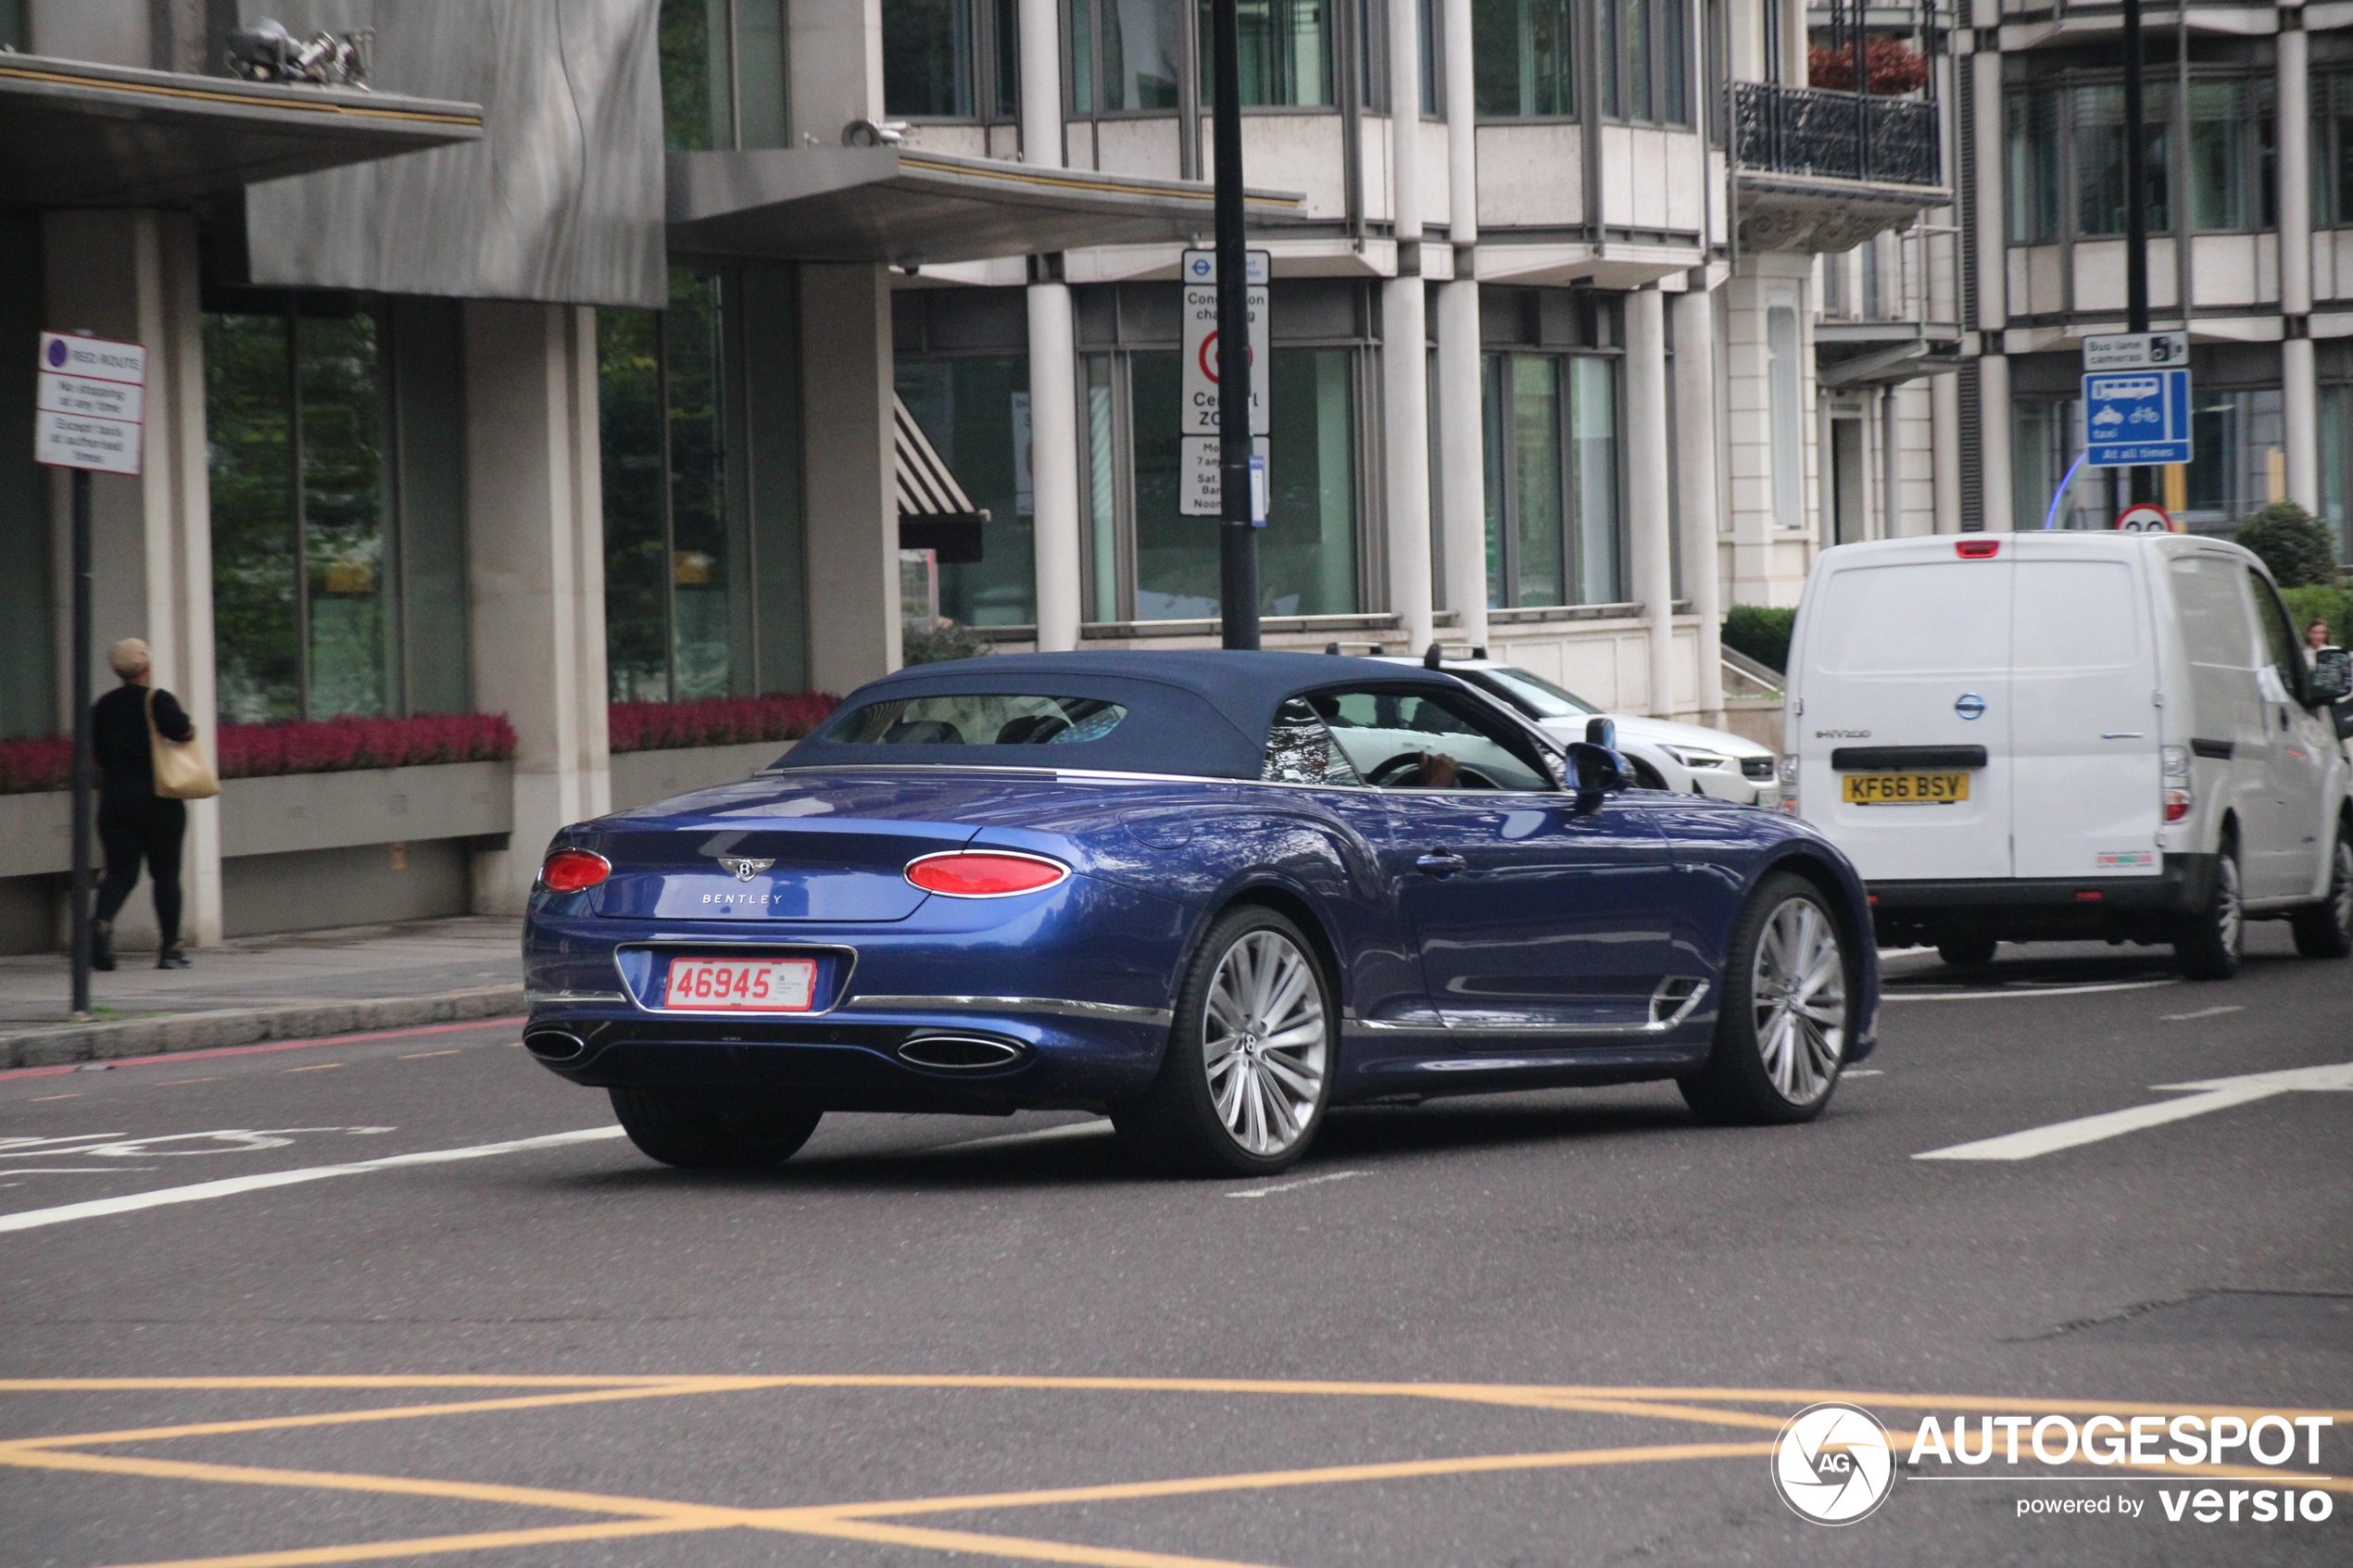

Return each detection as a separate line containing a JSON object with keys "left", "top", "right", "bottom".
{"left": 1955, "top": 693, "right": 1987, "bottom": 721}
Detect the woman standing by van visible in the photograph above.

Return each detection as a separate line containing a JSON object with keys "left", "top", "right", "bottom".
{"left": 91, "top": 638, "right": 195, "bottom": 971}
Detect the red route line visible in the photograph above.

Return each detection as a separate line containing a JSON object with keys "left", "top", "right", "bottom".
{"left": 0, "top": 1017, "right": 525, "bottom": 1083}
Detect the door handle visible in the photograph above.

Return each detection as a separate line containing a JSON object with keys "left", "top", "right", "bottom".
{"left": 1415, "top": 849, "right": 1468, "bottom": 878}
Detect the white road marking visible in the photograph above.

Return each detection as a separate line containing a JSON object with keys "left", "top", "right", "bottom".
{"left": 0, "top": 1126, "right": 626, "bottom": 1235}
{"left": 1843, "top": 1070, "right": 1884, "bottom": 1078}
{"left": 1227, "top": 1170, "right": 1367, "bottom": 1198}
{"left": 926, "top": 1120, "right": 1112, "bottom": 1155}
{"left": 1880, "top": 978, "right": 2179, "bottom": 1003}
{"left": 2160, "top": 1005, "right": 2244, "bottom": 1022}
{"left": 1915, "top": 1062, "right": 2353, "bottom": 1162}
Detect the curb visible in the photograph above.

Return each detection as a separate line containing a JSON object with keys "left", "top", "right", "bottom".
{"left": 0, "top": 986, "right": 527, "bottom": 1071}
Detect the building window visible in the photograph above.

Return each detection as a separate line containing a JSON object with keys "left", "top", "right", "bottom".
{"left": 885, "top": 0, "right": 1020, "bottom": 119}
{"left": 600, "top": 270, "right": 746, "bottom": 702}
{"left": 2183, "top": 387, "right": 2284, "bottom": 528}
{"left": 2319, "top": 72, "right": 2353, "bottom": 228}
{"left": 1200, "top": 0, "right": 1335, "bottom": 107}
{"left": 660, "top": 0, "right": 788, "bottom": 150}
{"left": 1070, "top": 0, "right": 1186, "bottom": 113}
{"left": 1471, "top": 0, "right": 1573, "bottom": 118}
{"left": 204, "top": 297, "right": 470, "bottom": 723}
{"left": 1601, "top": 0, "right": 1689, "bottom": 124}
{"left": 2322, "top": 384, "right": 2349, "bottom": 561}
{"left": 895, "top": 358, "right": 1037, "bottom": 625}
{"left": 1481, "top": 353, "right": 1621, "bottom": 608}
{"left": 2011, "top": 397, "right": 2103, "bottom": 532}
{"left": 2005, "top": 77, "right": 2275, "bottom": 244}
{"left": 1766, "top": 304, "right": 1803, "bottom": 530}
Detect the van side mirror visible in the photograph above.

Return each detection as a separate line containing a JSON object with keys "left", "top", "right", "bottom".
{"left": 1562, "top": 741, "right": 1629, "bottom": 804}
{"left": 2314, "top": 646, "right": 2352, "bottom": 704}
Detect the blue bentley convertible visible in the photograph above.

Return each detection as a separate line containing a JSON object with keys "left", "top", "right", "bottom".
{"left": 522, "top": 652, "right": 1878, "bottom": 1175}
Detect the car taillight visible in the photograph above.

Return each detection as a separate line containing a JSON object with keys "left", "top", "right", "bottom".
{"left": 539, "top": 848, "right": 611, "bottom": 892}
{"left": 904, "top": 850, "right": 1070, "bottom": 897}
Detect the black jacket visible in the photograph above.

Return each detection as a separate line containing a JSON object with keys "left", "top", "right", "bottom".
{"left": 93, "top": 684, "right": 194, "bottom": 797}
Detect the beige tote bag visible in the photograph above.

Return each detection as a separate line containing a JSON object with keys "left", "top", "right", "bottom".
{"left": 146, "top": 687, "right": 220, "bottom": 801}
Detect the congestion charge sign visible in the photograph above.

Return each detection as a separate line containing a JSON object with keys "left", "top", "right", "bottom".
{"left": 36, "top": 332, "right": 146, "bottom": 476}
{"left": 2082, "top": 331, "right": 2191, "bottom": 467}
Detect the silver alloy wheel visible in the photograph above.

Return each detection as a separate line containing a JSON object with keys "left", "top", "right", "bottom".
{"left": 1202, "top": 929, "right": 1328, "bottom": 1157}
{"left": 1750, "top": 897, "right": 1846, "bottom": 1105}
{"left": 2216, "top": 853, "right": 2244, "bottom": 956}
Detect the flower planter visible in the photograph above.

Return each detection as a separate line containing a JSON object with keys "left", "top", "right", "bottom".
{"left": 219, "top": 761, "right": 513, "bottom": 859}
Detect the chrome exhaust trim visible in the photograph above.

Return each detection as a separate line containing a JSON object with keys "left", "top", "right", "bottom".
{"left": 896, "top": 1035, "right": 1027, "bottom": 1072}
{"left": 522, "top": 1030, "right": 587, "bottom": 1062}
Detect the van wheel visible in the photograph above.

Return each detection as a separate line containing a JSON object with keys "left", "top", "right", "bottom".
{"left": 1935, "top": 937, "right": 1998, "bottom": 970}
{"left": 2289, "top": 827, "right": 2353, "bottom": 960}
{"left": 1680, "top": 874, "right": 1853, "bottom": 1126}
{"left": 609, "top": 1086, "right": 823, "bottom": 1170}
{"left": 2172, "top": 839, "right": 2244, "bottom": 981}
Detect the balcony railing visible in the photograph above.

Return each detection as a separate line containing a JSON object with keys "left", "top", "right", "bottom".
{"left": 1732, "top": 82, "right": 1941, "bottom": 188}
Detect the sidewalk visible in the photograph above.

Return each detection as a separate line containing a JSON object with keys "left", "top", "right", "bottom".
{"left": 0, "top": 917, "right": 524, "bottom": 1071}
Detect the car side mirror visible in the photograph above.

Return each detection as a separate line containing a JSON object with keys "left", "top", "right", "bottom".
{"left": 1562, "top": 741, "right": 1628, "bottom": 805}
{"left": 2313, "top": 647, "right": 2352, "bottom": 704}
{"left": 1585, "top": 716, "right": 1617, "bottom": 750}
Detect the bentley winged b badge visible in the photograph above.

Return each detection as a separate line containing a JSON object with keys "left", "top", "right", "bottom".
{"left": 717, "top": 857, "right": 774, "bottom": 882}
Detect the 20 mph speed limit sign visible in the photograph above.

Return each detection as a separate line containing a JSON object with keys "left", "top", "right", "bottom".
{"left": 2114, "top": 503, "right": 2180, "bottom": 533}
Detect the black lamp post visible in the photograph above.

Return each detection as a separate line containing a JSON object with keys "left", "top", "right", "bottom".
{"left": 1209, "top": 0, "right": 1259, "bottom": 650}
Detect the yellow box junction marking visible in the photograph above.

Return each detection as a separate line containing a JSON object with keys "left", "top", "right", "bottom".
{"left": 0, "top": 1375, "right": 2342, "bottom": 1568}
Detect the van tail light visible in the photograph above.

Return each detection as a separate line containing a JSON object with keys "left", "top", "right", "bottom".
{"left": 2160, "top": 746, "right": 2191, "bottom": 822}
{"left": 905, "top": 850, "right": 1071, "bottom": 897}
{"left": 2164, "top": 789, "right": 2192, "bottom": 823}
{"left": 1956, "top": 538, "right": 2002, "bottom": 558}
{"left": 539, "top": 848, "right": 611, "bottom": 893}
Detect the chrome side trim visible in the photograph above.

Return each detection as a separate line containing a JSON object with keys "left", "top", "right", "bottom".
{"left": 525, "top": 989, "right": 629, "bottom": 1006}
{"left": 1354, "top": 981, "right": 1715, "bottom": 1041}
{"left": 847, "top": 994, "right": 1173, "bottom": 1028}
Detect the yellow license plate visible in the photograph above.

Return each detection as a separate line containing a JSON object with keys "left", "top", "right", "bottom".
{"left": 1842, "top": 771, "right": 1970, "bottom": 805}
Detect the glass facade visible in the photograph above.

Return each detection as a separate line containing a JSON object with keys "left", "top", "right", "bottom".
{"left": 2007, "top": 77, "right": 2278, "bottom": 244}
{"left": 896, "top": 357, "right": 1038, "bottom": 625}
{"left": 660, "top": 0, "right": 788, "bottom": 150}
{"left": 885, "top": 0, "right": 1019, "bottom": 118}
{"left": 2312, "top": 70, "right": 2353, "bottom": 227}
{"left": 1200, "top": 0, "right": 1335, "bottom": 107}
{"left": 2322, "top": 384, "right": 2349, "bottom": 562}
{"left": 1472, "top": 0, "right": 1574, "bottom": 117}
{"left": 0, "top": 215, "right": 51, "bottom": 739}
{"left": 203, "top": 296, "right": 469, "bottom": 723}
{"left": 1481, "top": 352, "right": 1621, "bottom": 607}
{"left": 1071, "top": 0, "right": 1186, "bottom": 112}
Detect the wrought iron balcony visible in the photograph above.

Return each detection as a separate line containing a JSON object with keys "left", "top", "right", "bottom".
{"left": 1732, "top": 82, "right": 1940, "bottom": 189}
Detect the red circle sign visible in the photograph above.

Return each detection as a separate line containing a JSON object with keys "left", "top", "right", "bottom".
{"left": 1196, "top": 332, "right": 1253, "bottom": 384}
{"left": 2114, "top": 503, "right": 2177, "bottom": 533}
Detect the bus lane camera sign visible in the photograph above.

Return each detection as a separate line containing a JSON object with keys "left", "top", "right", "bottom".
{"left": 2081, "top": 331, "right": 2190, "bottom": 468}
{"left": 36, "top": 332, "right": 146, "bottom": 476}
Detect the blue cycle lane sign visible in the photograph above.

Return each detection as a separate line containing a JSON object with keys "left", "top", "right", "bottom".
{"left": 2082, "top": 330, "right": 2191, "bottom": 467}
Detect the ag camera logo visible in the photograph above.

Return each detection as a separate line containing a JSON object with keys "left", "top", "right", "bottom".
{"left": 1772, "top": 1402, "right": 1894, "bottom": 1524}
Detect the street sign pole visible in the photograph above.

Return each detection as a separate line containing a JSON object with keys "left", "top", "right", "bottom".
{"left": 1209, "top": 0, "right": 1258, "bottom": 650}
{"left": 2120, "top": 0, "right": 2152, "bottom": 503}
{"left": 69, "top": 467, "right": 93, "bottom": 1017}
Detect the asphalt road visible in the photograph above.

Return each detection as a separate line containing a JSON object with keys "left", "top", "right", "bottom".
{"left": 2, "top": 927, "right": 2346, "bottom": 1567}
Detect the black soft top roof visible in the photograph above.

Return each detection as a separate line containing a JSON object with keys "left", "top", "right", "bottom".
{"left": 776, "top": 651, "right": 1472, "bottom": 779}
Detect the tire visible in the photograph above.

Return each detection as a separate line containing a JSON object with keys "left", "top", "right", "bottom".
{"left": 2171, "top": 837, "right": 2244, "bottom": 981}
{"left": 2289, "top": 824, "right": 2353, "bottom": 960}
{"left": 608, "top": 1085, "right": 823, "bottom": 1171}
{"left": 1936, "top": 936, "right": 1998, "bottom": 970}
{"left": 1680, "top": 873, "right": 1856, "bottom": 1126}
{"left": 1113, "top": 906, "right": 1336, "bottom": 1177}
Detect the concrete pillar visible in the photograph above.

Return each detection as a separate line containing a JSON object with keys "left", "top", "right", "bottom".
{"left": 1671, "top": 282, "right": 1724, "bottom": 726}
{"left": 1626, "top": 287, "right": 1675, "bottom": 717}
{"left": 1029, "top": 282, "right": 1082, "bottom": 648}
{"left": 789, "top": 0, "right": 884, "bottom": 147}
{"left": 1978, "top": 354, "right": 2015, "bottom": 533}
{"left": 2278, "top": 26, "right": 2319, "bottom": 511}
{"left": 1018, "top": 0, "right": 1083, "bottom": 648}
{"left": 1971, "top": 50, "right": 2007, "bottom": 337}
{"left": 1931, "top": 370, "right": 1961, "bottom": 533}
{"left": 1437, "top": 0, "right": 1487, "bottom": 648}
{"left": 44, "top": 209, "right": 220, "bottom": 950}
{"left": 27, "top": 0, "right": 148, "bottom": 66}
{"left": 799, "top": 264, "right": 902, "bottom": 690}
{"left": 1382, "top": 0, "right": 1434, "bottom": 650}
{"left": 462, "top": 302, "right": 610, "bottom": 914}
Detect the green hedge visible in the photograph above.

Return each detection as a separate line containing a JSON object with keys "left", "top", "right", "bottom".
{"left": 2281, "top": 584, "right": 2352, "bottom": 646}
{"left": 2235, "top": 503, "right": 2341, "bottom": 588}
{"left": 1722, "top": 605, "right": 1797, "bottom": 673}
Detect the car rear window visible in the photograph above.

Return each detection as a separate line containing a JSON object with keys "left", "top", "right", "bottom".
{"left": 1812, "top": 562, "right": 2007, "bottom": 673}
{"left": 819, "top": 695, "right": 1129, "bottom": 746}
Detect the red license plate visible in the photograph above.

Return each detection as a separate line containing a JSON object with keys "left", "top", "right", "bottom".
{"left": 661, "top": 957, "right": 817, "bottom": 1011}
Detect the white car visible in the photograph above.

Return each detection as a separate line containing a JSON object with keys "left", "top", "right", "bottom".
{"left": 1375, "top": 652, "right": 1782, "bottom": 807}
{"left": 1781, "top": 532, "right": 2353, "bottom": 977}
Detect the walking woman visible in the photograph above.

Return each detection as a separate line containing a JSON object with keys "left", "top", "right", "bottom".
{"left": 92, "top": 638, "right": 196, "bottom": 970}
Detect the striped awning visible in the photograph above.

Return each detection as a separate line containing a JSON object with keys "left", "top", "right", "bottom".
{"left": 894, "top": 395, "right": 988, "bottom": 563}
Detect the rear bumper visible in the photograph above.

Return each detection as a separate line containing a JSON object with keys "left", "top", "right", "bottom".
{"left": 1866, "top": 854, "right": 2218, "bottom": 940}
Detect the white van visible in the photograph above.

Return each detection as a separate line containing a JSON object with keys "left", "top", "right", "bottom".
{"left": 1783, "top": 533, "right": 2353, "bottom": 978}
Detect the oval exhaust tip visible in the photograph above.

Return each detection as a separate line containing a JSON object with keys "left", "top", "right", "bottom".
{"left": 897, "top": 1035, "right": 1026, "bottom": 1072}
{"left": 523, "top": 1030, "right": 587, "bottom": 1063}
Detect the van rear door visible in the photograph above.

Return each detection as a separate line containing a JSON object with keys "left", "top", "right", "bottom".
{"left": 1796, "top": 543, "right": 2013, "bottom": 882}
{"left": 2007, "top": 540, "right": 2163, "bottom": 880}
